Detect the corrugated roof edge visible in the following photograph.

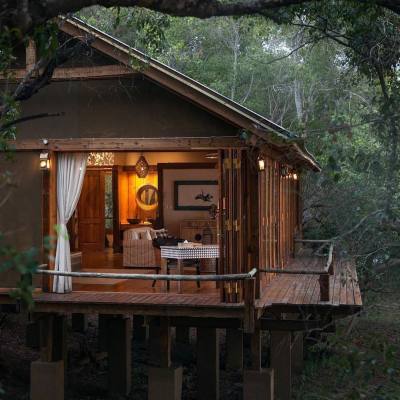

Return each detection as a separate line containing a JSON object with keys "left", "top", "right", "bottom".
{"left": 59, "top": 16, "right": 320, "bottom": 171}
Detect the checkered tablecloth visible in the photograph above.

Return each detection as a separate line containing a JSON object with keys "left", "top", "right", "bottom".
{"left": 160, "top": 245, "right": 219, "bottom": 260}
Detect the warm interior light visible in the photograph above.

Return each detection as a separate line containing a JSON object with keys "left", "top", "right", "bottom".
{"left": 135, "top": 154, "right": 149, "bottom": 178}
{"left": 258, "top": 157, "right": 265, "bottom": 171}
{"left": 39, "top": 152, "right": 50, "bottom": 170}
{"left": 293, "top": 173, "right": 298, "bottom": 180}
{"left": 205, "top": 152, "right": 218, "bottom": 159}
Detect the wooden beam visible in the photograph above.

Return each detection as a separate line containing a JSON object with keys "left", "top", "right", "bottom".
{"left": 8, "top": 137, "right": 244, "bottom": 151}
{"left": 2, "top": 65, "right": 134, "bottom": 80}
{"left": 260, "top": 318, "right": 323, "bottom": 332}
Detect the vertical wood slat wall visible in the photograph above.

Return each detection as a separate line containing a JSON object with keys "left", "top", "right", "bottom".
{"left": 258, "top": 156, "right": 299, "bottom": 288}
{"left": 219, "top": 149, "right": 248, "bottom": 302}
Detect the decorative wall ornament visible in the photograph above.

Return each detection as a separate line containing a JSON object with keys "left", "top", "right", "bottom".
{"left": 87, "top": 152, "right": 114, "bottom": 166}
{"left": 135, "top": 155, "right": 149, "bottom": 178}
{"left": 174, "top": 180, "right": 218, "bottom": 210}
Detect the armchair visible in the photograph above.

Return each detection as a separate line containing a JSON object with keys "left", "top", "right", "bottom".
{"left": 123, "top": 228, "right": 160, "bottom": 269}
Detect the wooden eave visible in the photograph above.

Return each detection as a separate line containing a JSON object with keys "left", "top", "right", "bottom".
{"left": 9, "top": 137, "right": 245, "bottom": 151}
{"left": 56, "top": 17, "right": 320, "bottom": 172}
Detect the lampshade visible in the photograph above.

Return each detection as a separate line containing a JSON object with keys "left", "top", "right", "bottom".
{"left": 135, "top": 155, "right": 149, "bottom": 178}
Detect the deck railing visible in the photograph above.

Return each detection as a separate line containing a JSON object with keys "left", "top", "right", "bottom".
{"left": 259, "top": 240, "right": 334, "bottom": 302}
{"left": 34, "top": 265, "right": 258, "bottom": 331}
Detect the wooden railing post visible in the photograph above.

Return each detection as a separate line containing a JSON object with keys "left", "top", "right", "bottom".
{"left": 319, "top": 273, "right": 330, "bottom": 301}
{"left": 244, "top": 277, "right": 255, "bottom": 333}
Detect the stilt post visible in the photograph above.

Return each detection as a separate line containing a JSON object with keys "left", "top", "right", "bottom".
{"left": 270, "top": 331, "right": 292, "bottom": 400}
{"left": 197, "top": 327, "right": 219, "bottom": 400}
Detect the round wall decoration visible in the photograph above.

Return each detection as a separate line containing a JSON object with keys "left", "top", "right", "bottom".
{"left": 136, "top": 184, "right": 158, "bottom": 211}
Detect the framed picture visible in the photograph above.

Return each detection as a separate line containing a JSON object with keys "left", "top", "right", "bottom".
{"left": 174, "top": 180, "right": 218, "bottom": 210}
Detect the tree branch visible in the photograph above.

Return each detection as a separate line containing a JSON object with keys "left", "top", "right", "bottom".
{"left": 0, "top": 112, "right": 64, "bottom": 133}
{"left": 1, "top": 0, "right": 400, "bottom": 35}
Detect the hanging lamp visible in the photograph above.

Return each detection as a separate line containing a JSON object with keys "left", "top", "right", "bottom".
{"left": 135, "top": 154, "right": 149, "bottom": 178}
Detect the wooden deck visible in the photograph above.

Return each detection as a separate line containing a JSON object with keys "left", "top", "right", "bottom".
{"left": 256, "top": 258, "right": 362, "bottom": 315}
{"left": 0, "top": 258, "right": 362, "bottom": 320}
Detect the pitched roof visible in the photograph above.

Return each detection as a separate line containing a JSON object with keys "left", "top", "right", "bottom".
{"left": 59, "top": 16, "right": 320, "bottom": 171}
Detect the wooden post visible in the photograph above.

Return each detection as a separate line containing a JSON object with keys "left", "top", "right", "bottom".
{"left": 250, "top": 326, "right": 262, "bottom": 371}
{"left": 148, "top": 317, "right": 182, "bottom": 400}
{"left": 270, "top": 331, "right": 291, "bottom": 400}
{"left": 132, "top": 315, "right": 148, "bottom": 342}
{"left": 26, "top": 320, "right": 40, "bottom": 350}
{"left": 244, "top": 278, "right": 255, "bottom": 333}
{"left": 106, "top": 315, "right": 132, "bottom": 396}
{"left": 243, "top": 326, "right": 274, "bottom": 400}
{"left": 176, "top": 326, "right": 191, "bottom": 345}
{"left": 225, "top": 328, "right": 243, "bottom": 370}
{"left": 197, "top": 327, "right": 219, "bottom": 400}
{"left": 319, "top": 273, "right": 330, "bottom": 301}
{"left": 291, "top": 333, "right": 304, "bottom": 373}
{"left": 243, "top": 369, "right": 274, "bottom": 400}
{"left": 149, "top": 317, "right": 171, "bottom": 368}
{"left": 31, "top": 314, "right": 67, "bottom": 400}
{"left": 98, "top": 314, "right": 110, "bottom": 352}
{"left": 71, "top": 313, "right": 88, "bottom": 333}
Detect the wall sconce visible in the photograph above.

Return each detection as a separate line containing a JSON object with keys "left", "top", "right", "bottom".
{"left": 257, "top": 156, "right": 265, "bottom": 171}
{"left": 39, "top": 152, "right": 50, "bottom": 170}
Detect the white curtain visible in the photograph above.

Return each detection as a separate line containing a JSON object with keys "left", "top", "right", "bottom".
{"left": 53, "top": 153, "right": 87, "bottom": 293}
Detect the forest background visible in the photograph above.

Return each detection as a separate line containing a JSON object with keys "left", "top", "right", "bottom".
{"left": 0, "top": 2, "right": 399, "bottom": 398}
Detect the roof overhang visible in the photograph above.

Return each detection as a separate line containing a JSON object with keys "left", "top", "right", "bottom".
{"left": 29, "top": 16, "right": 321, "bottom": 171}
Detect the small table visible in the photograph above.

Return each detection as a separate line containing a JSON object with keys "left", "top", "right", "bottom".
{"left": 160, "top": 245, "right": 219, "bottom": 293}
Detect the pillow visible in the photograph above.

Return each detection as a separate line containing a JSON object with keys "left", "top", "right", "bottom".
{"left": 126, "top": 230, "right": 139, "bottom": 240}
{"left": 153, "top": 237, "right": 184, "bottom": 248}
{"left": 154, "top": 228, "right": 169, "bottom": 239}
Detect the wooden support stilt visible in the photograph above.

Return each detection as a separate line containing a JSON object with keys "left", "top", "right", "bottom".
{"left": 291, "top": 333, "right": 304, "bottom": 373}
{"left": 319, "top": 273, "right": 330, "bottom": 301}
{"left": 243, "top": 369, "right": 274, "bottom": 400}
{"left": 26, "top": 320, "right": 40, "bottom": 350}
{"left": 226, "top": 328, "right": 243, "bottom": 370}
{"left": 39, "top": 314, "right": 67, "bottom": 364}
{"left": 106, "top": 315, "right": 132, "bottom": 396}
{"left": 98, "top": 314, "right": 110, "bottom": 352}
{"left": 149, "top": 317, "right": 171, "bottom": 368}
{"left": 148, "top": 317, "right": 182, "bottom": 400}
{"left": 71, "top": 313, "right": 88, "bottom": 333}
{"left": 270, "top": 331, "right": 291, "bottom": 400}
{"left": 197, "top": 327, "right": 219, "bottom": 400}
{"left": 175, "top": 326, "right": 191, "bottom": 346}
{"left": 132, "top": 315, "right": 148, "bottom": 342}
{"left": 31, "top": 314, "right": 67, "bottom": 400}
{"left": 243, "top": 326, "right": 273, "bottom": 400}
{"left": 250, "top": 326, "right": 262, "bottom": 371}
{"left": 31, "top": 361, "right": 64, "bottom": 400}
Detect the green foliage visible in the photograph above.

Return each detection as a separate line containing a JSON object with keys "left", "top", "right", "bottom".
{"left": 294, "top": 268, "right": 400, "bottom": 399}
{"left": 0, "top": 233, "right": 39, "bottom": 309}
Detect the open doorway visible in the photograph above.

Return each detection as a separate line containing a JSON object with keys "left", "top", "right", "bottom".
{"left": 70, "top": 151, "right": 219, "bottom": 276}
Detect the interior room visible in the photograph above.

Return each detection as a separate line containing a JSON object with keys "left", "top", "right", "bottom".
{"left": 68, "top": 151, "right": 220, "bottom": 293}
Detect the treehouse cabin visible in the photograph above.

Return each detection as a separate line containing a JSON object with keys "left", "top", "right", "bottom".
{"left": 0, "top": 17, "right": 362, "bottom": 400}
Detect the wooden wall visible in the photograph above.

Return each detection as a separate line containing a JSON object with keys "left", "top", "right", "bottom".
{"left": 16, "top": 78, "right": 238, "bottom": 140}
{"left": 118, "top": 169, "right": 158, "bottom": 223}
{"left": 259, "top": 157, "right": 300, "bottom": 285}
